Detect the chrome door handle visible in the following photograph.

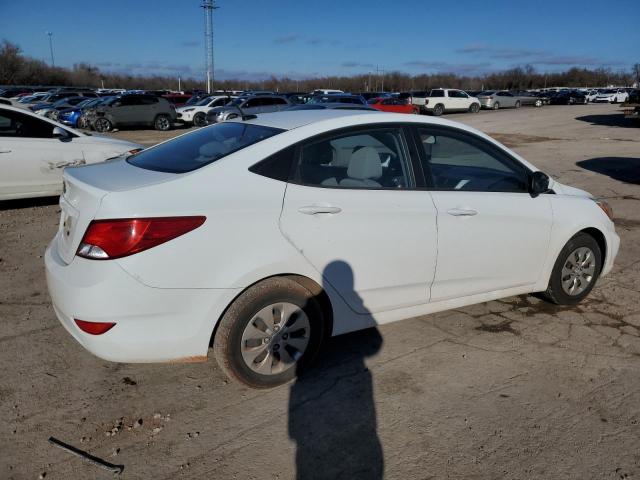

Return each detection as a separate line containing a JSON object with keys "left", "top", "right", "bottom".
{"left": 447, "top": 208, "right": 477, "bottom": 216}
{"left": 298, "top": 205, "right": 342, "bottom": 215}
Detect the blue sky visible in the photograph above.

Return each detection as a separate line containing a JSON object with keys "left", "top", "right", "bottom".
{"left": 1, "top": 0, "right": 638, "bottom": 81}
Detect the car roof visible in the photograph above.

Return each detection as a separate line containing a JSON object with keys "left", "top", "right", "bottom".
{"left": 236, "top": 109, "right": 379, "bottom": 130}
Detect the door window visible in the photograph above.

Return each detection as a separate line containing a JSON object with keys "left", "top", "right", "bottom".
{"left": 0, "top": 109, "right": 55, "bottom": 138}
{"left": 417, "top": 128, "right": 528, "bottom": 192}
{"left": 293, "top": 127, "right": 412, "bottom": 189}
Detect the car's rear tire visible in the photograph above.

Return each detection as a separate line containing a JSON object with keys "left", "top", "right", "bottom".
{"left": 432, "top": 104, "right": 444, "bottom": 116}
{"left": 540, "top": 232, "right": 602, "bottom": 305}
{"left": 493, "top": 102, "right": 500, "bottom": 110}
{"left": 469, "top": 103, "right": 480, "bottom": 113}
{"left": 515, "top": 100, "right": 521, "bottom": 109}
{"left": 154, "top": 114, "right": 172, "bottom": 131}
{"left": 193, "top": 112, "right": 207, "bottom": 127}
{"left": 76, "top": 115, "right": 87, "bottom": 129}
{"left": 535, "top": 99, "right": 543, "bottom": 107}
{"left": 93, "top": 117, "right": 113, "bottom": 133}
{"left": 213, "top": 277, "right": 326, "bottom": 389}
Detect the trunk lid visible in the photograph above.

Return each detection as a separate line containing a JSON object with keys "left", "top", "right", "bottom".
{"left": 56, "top": 159, "right": 178, "bottom": 264}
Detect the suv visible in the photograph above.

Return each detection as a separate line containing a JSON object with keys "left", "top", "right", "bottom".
{"left": 88, "top": 95, "right": 177, "bottom": 132}
{"left": 206, "top": 95, "right": 290, "bottom": 124}
{"left": 424, "top": 89, "right": 481, "bottom": 116}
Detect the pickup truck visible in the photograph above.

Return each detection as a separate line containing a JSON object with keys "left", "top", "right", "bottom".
{"left": 422, "top": 89, "right": 481, "bottom": 116}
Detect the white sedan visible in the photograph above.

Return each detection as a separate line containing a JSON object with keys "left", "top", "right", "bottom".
{"left": 176, "top": 95, "right": 236, "bottom": 127}
{"left": 594, "top": 89, "right": 629, "bottom": 103}
{"left": 45, "top": 110, "right": 619, "bottom": 388}
{"left": 0, "top": 105, "right": 143, "bottom": 200}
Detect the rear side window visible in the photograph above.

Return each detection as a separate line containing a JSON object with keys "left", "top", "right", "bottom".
{"left": 430, "top": 90, "right": 445, "bottom": 97}
{"left": 128, "top": 122, "right": 284, "bottom": 173}
{"left": 249, "top": 146, "right": 295, "bottom": 181}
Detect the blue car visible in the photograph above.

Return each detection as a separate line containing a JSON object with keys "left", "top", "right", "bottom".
{"left": 58, "top": 97, "right": 112, "bottom": 128}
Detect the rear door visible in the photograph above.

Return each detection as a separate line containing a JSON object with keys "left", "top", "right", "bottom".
{"left": 280, "top": 124, "right": 438, "bottom": 314}
{"left": 413, "top": 126, "right": 552, "bottom": 301}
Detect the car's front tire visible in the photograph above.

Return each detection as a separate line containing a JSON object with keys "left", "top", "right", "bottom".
{"left": 541, "top": 232, "right": 602, "bottom": 305}
{"left": 535, "top": 99, "right": 543, "bottom": 107}
{"left": 193, "top": 112, "right": 207, "bottom": 127}
{"left": 213, "top": 277, "right": 326, "bottom": 389}
{"left": 492, "top": 102, "right": 500, "bottom": 110}
{"left": 468, "top": 103, "right": 480, "bottom": 113}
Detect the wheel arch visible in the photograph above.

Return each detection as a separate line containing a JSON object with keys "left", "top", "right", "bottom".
{"left": 208, "top": 273, "right": 334, "bottom": 348}
{"left": 579, "top": 227, "right": 607, "bottom": 270}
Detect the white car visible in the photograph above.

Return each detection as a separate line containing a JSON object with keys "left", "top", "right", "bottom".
{"left": 45, "top": 110, "right": 619, "bottom": 388}
{"left": 176, "top": 95, "right": 236, "bottom": 127}
{"left": 424, "top": 89, "right": 481, "bottom": 115}
{"left": 584, "top": 90, "right": 599, "bottom": 102}
{"left": 0, "top": 105, "right": 143, "bottom": 200}
{"left": 594, "top": 89, "right": 629, "bottom": 103}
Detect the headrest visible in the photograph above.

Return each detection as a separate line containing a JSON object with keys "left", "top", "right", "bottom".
{"left": 347, "top": 147, "right": 382, "bottom": 180}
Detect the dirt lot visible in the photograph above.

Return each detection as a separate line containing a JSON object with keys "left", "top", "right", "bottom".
{"left": 1, "top": 104, "right": 639, "bottom": 480}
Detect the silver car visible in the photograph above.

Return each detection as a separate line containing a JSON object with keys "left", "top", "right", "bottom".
{"left": 206, "top": 95, "right": 290, "bottom": 124}
{"left": 477, "top": 90, "right": 521, "bottom": 110}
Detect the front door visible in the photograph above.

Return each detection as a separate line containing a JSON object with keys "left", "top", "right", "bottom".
{"left": 280, "top": 125, "right": 438, "bottom": 314}
{"left": 414, "top": 126, "right": 553, "bottom": 302}
{"left": 0, "top": 109, "right": 83, "bottom": 199}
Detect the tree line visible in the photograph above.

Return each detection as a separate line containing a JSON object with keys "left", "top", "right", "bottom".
{"left": 1, "top": 40, "right": 637, "bottom": 93}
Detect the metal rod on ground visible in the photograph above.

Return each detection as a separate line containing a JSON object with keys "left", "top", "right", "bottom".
{"left": 48, "top": 436, "right": 124, "bottom": 475}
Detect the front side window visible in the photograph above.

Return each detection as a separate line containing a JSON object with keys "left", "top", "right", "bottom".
{"left": 417, "top": 128, "right": 528, "bottom": 192}
{"left": 128, "top": 122, "right": 284, "bottom": 173}
{"left": 292, "top": 127, "right": 411, "bottom": 189}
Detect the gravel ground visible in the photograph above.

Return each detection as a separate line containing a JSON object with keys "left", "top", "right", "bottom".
{"left": 1, "top": 103, "right": 639, "bottom": 480}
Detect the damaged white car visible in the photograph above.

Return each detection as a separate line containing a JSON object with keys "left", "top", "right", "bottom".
{"left": 0, "top": 105, "right": 143, "bottom": 200}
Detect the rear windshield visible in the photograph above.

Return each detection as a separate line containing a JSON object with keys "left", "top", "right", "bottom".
{"left": 128, "top": 122, "right": 285, "bottom": 173}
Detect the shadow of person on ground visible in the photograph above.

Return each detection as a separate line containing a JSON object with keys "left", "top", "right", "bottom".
{"left": 575, "top": 114, "right": 638, "bottom": 128}
{"left": 289, "top": 260, "right": 384, "bottom": 480}
{"left": 576, "top": 157, "right": 640, "bottom": 185}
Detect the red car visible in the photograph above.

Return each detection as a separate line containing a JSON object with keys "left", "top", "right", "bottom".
{"left": 161, "top": 93, "right": 193, "bottom": 108}
{"left": 367, "top": 97, "right": 419, "bottom": 114}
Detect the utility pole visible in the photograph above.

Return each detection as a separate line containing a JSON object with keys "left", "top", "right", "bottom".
{"left": 201, "top": 0, "right": 219, "bottom": 93}
{"left": 46, "top": 31, "right": 55, "bottom": 67}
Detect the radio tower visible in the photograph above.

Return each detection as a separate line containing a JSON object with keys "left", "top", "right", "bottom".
{"left": 202, "top": 0, "right": 218, "bottom": 93}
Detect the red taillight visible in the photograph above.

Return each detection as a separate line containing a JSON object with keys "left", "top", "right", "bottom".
{"left": 77, "top": 216, "right": 205, "bottom": 260}
{"left": 74, "top": 319, "right": 116, "bottom": 335}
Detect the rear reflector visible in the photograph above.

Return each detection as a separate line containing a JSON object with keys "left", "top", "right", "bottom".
{"left": 77, "top": 216, "right": 206, "bottom": 260}
{"left": 74, "top": 319, "right": 116, "bottom": 335}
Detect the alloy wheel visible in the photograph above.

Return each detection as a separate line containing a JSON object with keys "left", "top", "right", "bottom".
{"left": 561, "top": 247, "right": 596, "bottom": 296}
{"left": 240, "top": 302, "right": 310, "bottom": 376}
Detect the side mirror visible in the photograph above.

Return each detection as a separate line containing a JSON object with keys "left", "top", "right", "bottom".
{"left": 529, "top": 171, "right": 550, "bottom": 197}
{"left": 52, "top": 126, "right": 71, "bottom": 141}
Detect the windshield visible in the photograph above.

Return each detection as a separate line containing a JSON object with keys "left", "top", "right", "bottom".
{"left": 128, "top": 122, "right": 285, "bottom": 173}
{"left": 602, "top": 89, "right": 616, "bottom": 94}
{"left": 195, "top": 96, "right": 214, "bottom": 106}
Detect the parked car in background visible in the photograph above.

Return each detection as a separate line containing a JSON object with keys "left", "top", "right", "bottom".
{"left": 408, "top": 91, "right": 429, "bottom": 112}
{"left": 311, "top": 89, "right": 344, "bottom": 95}
{"left": 511, "top": 91, "right": 545, "bottom": 107}
{"left": 550, "top": 90, "right": 587, "bottom": 105}
{"left": 360, "top": 92, "right": 390, "bottom": 101}
{"left": 584, "top": 90, "right": 599, "bottom": 102}
{"left": 162, "top": 93, "right": 192, "bottom": 108}
{"left": 424, "top": 89, "right": 481, "bottom": 115}
{"left": 308, "top": 94, "right": 366, "bottom": 105}
{"left": 286, "top": 103, "right": 375, "bottom": 111}
{"left": 594, "top": 89, "right": 629, "bottom": 104}
{"left": 0, "top": 105, "right": 142, "bottom": 200}
{"left": 58, "top": 97, "right": 112, "bottom": 128}
{"left": 88, "top": 94, "right": 177, "bottom": 132}
{"left": 176, "top": 95, "right": 236, "bottom": 127}
{"left": 44, "top": 109, "right": 619, "bottom": 388}
{"left": 0, "top": 87, "right": 34, "bottom": 98}
{"left": 33, "top": 96, "right": 93, "bottom": 120}
{"left": 280, "top": 92, "right": 312, "bottom": 105}
{"left": 477, "top": 91, "right": 521, "bottom": 110}
{"left": 367, "top": 97, "right": 419, "bottom": 114}
{"left": 206, "top": 95, "right": 290, "bottom": 124}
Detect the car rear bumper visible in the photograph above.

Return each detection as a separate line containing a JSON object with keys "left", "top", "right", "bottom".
{"left": 45, "top": 236, "right": 240, "bottom": 363}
